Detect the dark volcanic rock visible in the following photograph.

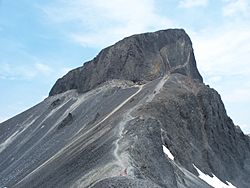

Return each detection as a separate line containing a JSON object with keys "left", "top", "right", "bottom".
{"left": 137, "top": 74, "right": 250, "bottom": 188}
{"left": 49, "top": 29, "right": 202, "bottom": 96}
{"left": 1, "top": 29, "right": 249, "bottom": 188}
{"left": 57, "top": 113, "right": 74, "bottom": 129}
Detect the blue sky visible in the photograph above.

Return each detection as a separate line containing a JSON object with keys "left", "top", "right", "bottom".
{"left": 0, "top": 0, "right": 250, "bottom": 133}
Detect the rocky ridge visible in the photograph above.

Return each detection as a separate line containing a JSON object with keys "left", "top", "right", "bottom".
{"left": 0, "top": 29, "right": 249, "bottom": 188}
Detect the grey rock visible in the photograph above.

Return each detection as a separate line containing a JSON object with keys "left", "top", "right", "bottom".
{"left": 143, "top": 74, "right": 250, "bottom": 188}
{"left": 57, "top": 113, "right": 74, "bottom": 130}
{"left": 90, "top": 177, "right": 162, "bottom": 188}
{"left": 49, "top": 29, "right": 202, "bottom": 96}
{"left": 0, "top": 29, "right": 249, "bottom": 188}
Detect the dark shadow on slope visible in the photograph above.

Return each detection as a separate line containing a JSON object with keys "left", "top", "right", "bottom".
{"left": 57, "top": 113, "right": 74, "bottom": 130}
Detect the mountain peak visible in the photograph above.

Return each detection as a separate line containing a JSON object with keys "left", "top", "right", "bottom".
{"left": 2, "top": 29, "right": 250, "bottom": 188}
{"left": 49, "top": 29, "right": 202, "bottom": 96}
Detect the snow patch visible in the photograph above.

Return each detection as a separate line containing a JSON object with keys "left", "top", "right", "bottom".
{"left": 193, "top": 165, "right": 236, "bottom": 188}
{"left": 162, "top": 145, "right": 174, "bottom": 160}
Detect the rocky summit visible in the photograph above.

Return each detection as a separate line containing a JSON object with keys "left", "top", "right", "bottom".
{"left": 0, "top": 29, "right": 250, "bottom": 188}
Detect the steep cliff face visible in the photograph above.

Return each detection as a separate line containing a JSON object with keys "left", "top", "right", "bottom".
{"left": 134, "top": 74, "right": 250, "bottom": 188}
{"left": 1, "top": 29, "right": 249, "bottom": 188}
{"left": 49, "top": 29, "right": 202, "bottom": 96}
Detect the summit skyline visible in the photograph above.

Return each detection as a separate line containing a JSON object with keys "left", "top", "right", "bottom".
{"left": 0, "top": 0, "right": 249, "bottom": 133}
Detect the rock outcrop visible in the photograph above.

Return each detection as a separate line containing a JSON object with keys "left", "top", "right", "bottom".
{"left": 49, "top": 29, "right": 202, "bottom": 96}
{"left": 0, "top": 29, "right": 249, "bottom": 188}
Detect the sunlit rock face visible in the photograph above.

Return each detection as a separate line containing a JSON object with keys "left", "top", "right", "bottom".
{"left": 1, "top": 29, "right": 250, "bottom": 188}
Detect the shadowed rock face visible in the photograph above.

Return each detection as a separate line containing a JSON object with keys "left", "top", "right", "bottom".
{"left": 1, "top": 29, "right": 250, "bottom": 188}
{"left": 49, "top": 29, "right": 202, "bottom": 96}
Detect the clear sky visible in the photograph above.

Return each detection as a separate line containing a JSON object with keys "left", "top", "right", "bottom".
{"left": 0, "top": 0, "right": 249, "bottom": 133}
